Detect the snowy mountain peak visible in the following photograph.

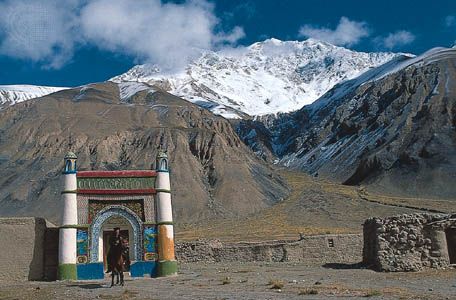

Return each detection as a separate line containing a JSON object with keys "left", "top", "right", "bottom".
{"left": 111, "top": 38, "right": 401, "bottom": 118}
{"left": 0, "top": 85, "right": 68, "bottom": 107}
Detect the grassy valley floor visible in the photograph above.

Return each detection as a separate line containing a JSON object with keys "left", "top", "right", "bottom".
{"left": 176, "top": 170, "right": 456, "bottom": 242}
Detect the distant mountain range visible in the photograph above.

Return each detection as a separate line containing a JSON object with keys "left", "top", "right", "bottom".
{"left": 1, "top": 39, "right": 455, "bottom": 225}
{"left": 1, "top": 38, "right": 401, "bottom": 118}
{"left": 0, "top": 83, "right": 288, "bottom": 223}
{"left": 111, "top": 38, "right": 401, "bottom": 118}
{"left": 241, "top": 47, "right": 456, "bottom": 198}
{"left": 0, "top": 85, "right": 68, "bottom": 107}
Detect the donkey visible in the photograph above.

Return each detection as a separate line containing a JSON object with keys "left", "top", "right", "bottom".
{"left": 108, "top": 240, "right": 127, "bottom": 287}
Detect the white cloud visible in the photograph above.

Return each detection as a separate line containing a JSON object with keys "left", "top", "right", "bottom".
{"left": 375, "top": 30, "right": 415, "bottom": 50}
{"left": 298, "top": 17, "right": 369, "bottom": 46}
{"left": 0, "top": 0, "right": 244, "bottom": 70}
{"left": 214, "top": 26, "right": 245, "bottom": 44}
{"left": 445, "top": 15, "right": 456, "bottom": 27}
{"left": 0, "top": 0, "right": 81, "bottom": 69}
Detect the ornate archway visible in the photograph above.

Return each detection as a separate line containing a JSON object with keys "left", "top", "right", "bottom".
{"left": 90, "top": 205, "right": 143, "bottom": 262}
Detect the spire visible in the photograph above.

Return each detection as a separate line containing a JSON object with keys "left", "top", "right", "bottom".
{"left": 68, "top": 132, "right": 75, "bottom": 152}
{"left": 156, "top": 148, "right": 168, "bottom": 172}
{"left": 158, "top": 130, "right": 168, "bottom": 152}
{"left": 63, "top": 151, "right": 77, "bottom": 174}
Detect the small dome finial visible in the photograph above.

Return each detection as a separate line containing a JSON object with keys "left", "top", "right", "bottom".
{"left": 157, "top": 149, "right": 168, "bottom": 159}
{"left": 64, "top": 151, "right": 78, "bottom": 159}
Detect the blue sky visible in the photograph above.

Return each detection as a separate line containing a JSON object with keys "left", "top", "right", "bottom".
{"left": 0, "top": 0, "right": 455, "bottom": 87}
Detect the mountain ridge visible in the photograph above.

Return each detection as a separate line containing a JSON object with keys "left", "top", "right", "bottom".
{"left": 111, "top": 38, "right": 402, "bottom": 118}
{"left": 0, "top": 84, "right": 68, "bottom": 107}
{"left": 265, "top": 46, "right": 456, "bottom": 199}
{"left": 0, "top": 82, "right": 288, "bottom": 224}
{"left": 1, "top": 39, "right": 404, "bottom": 119}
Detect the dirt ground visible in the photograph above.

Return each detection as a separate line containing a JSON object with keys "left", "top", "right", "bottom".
{"left": 0, "top": 262, "right": 455, "bottom": 300}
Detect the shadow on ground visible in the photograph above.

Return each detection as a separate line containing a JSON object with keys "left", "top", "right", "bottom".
{"left": 66, "top": 283, "right": 105, "bottom": 289}
{"left": 322, "top": 262, "right": 366, "bottom": 269}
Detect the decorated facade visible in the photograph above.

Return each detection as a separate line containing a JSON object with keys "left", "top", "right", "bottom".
{"left": 58, "top": 151, "right": 177, "bottom": 280}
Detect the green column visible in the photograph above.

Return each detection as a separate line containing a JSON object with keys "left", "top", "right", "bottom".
{"left": 58, "top": 263, "right": 77, "bottom": 280}
{"left": 157, "top": 260, "right": 178, "bottom": 277}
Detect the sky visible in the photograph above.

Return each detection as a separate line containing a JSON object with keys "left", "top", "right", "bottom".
{"left": 0, "top": 0, "right": 455, "bottom": 87}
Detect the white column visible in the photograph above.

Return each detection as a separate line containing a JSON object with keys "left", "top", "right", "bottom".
{"left": 155, "top": 150, "right": 177, "bottom": 276}
{"left": 60, "top": 172, "right": 78, "bottom": 262}
{"left": 58, "top": 152, "right": 78, "bottom": 280}
{"left": 156, "top": 170, "right": 173, "bottom": 223}
{"left": 59, "top": 228, "right": 77, "bottom": 264}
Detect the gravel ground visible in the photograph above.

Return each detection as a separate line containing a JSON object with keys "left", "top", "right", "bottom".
{"left": 0, "top": 262, "right": 455, "bottom": 300}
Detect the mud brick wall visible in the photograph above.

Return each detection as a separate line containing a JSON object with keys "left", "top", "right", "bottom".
{"left": 176, "top": 234, "right": 363, "bottom": 264}
{"left": 44, "top": 227, "right": 59, "bottom": 281}
{"left": 0, "top": 218, "right": 56, "bottom": 281}
{"left": 363, "top": 213, "right": 456, "bottom": 272}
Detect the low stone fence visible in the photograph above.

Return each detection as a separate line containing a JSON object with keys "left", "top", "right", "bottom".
{"left": 363, "top": 213, "right": 456, "bottom": 271}
{"left": 176, "top": 234, "right": 363, "bottom": 264}
{"left": 0, "top": 217, "right": 363, "bottom": 281}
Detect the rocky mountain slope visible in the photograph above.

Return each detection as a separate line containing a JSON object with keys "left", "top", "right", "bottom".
{"left": 0, "top": 85, "right": 68, "bottom": 107}
{"left": 265, "top": 47, "right": 456, "bottom": 199}
{"left": 111, "top": 38, "right": 400, "bottom": 118}
{"left": 0, "top": 82, "right": 288, "bottom": 224}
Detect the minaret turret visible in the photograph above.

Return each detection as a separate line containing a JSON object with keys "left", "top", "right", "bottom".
{"left": 155, "top": 150, "right": 177, "bottom": 276}
{"left": 58, "top": 151, "right": 79, "bottom": 280}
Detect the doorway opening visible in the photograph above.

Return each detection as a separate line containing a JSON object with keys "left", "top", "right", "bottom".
{"left": 445, "top": 228, "right": 456, "bottom": 264}
{"left": 101, "top": 215, "right": 133, "bottom": 271}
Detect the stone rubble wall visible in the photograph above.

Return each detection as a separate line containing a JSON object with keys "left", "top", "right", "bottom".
{"left": 176, "top": 234, "right": 363, "bottom": 264}
{"left": 363, "top": 213, "right": 456, "bottom": 272}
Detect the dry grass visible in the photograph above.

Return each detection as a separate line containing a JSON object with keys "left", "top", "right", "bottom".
{"left": 294, "top": 283, "right": 418, "bottom": 299}
{"left": 298, "top": 288, "right": 319, "bottom": 295}
{"left": 268, "top": 279, "right": 285, "bottom": 289}
{"left": 175, "top": 169, "right": 456, "bottom": 243}
{"left": 176, "top": 170, "right": 354, "bottom": 242}
{"left": 98, "top": 289, "right": 140, "bottom": 300}
{"left": 364, "top": 289, "right": 382, "bottom": 297}
{"left": 221, "top": 277, "right": 231, "bottom": 285}
{"left": 359, "top": 190, "right": 456, "bottom": 213}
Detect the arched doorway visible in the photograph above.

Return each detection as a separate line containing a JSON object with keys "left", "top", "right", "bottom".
{"left": 90, "top": 205, "right": 143, "bottom": 264}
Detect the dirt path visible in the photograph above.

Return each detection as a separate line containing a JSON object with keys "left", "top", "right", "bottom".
{"left": 1, "top": 262, "right": 455, "bottom": 300}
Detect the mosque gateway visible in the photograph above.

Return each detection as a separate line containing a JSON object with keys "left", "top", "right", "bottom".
{"left": 58, "top": 150, "right": 177, "bottom": 280}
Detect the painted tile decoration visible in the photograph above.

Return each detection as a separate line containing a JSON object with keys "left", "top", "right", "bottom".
{"left": 90, "top": 205, "right": 143, "bottom": 262}
{"left": 77, "top": 195, "right": 155, "bottom": 225}
{"left": 77, "top": 228, "right": 89, "bottom": 264}
{"left": 144, "top": 226, "right": 157, "bottom": 261}
{"left": 88, "top": 199, "right": 145, "bottom": 223}
{"left": 78, "top": 177, "right": 155, "bottom": 190}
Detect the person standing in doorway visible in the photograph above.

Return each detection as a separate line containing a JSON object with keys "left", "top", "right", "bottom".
{"left": 106, "top": 227, "right": 123, "bottom": 273}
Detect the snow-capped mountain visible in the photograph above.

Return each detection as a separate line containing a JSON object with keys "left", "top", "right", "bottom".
{"left": 111, "top": 38, "right": 402, "bottom": 118}
{"left": 254, "top": 45, "right": 456, "bottom": 197}
{"left": 0, "top": 85, "right": 68, "bottom": 107}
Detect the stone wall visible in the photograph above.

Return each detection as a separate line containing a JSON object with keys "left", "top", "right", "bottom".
{"left": 363, "top": 213, "right": 456, "bottom": 272}
{"left": 0, "top": 217, "right": 364, "bottom": 280}
{"left": 176, "top": 234, "right": 363, "bottom": 264}
{"left": 0, "top": 218, "right": 56, "bottom": 281}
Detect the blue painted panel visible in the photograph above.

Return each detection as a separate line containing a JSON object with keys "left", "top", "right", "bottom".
{"left": 77, "top": 263, "right": 104, "bottom": 280}
{"left": 130, "top": 261, "right": 157, "bottom": 277}
{"left": 144, "top": 226, "right": 157, "bottom": 254}
{"left": 77, "top": 229, "right": 88, "bottom": 258}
